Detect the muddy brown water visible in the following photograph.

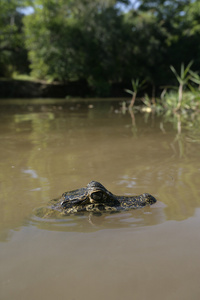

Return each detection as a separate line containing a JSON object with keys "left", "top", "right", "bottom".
{"left": 0, "top": 99, "right": 200, "bottom": 300}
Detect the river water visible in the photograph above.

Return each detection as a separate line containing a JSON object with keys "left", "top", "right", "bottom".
{"left": 0, "top": 99, "right": 200, "bottom": 300}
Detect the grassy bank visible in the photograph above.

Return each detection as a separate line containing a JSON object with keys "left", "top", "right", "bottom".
{"left": 126, "top": 63, "right": 200, "bottom": 114}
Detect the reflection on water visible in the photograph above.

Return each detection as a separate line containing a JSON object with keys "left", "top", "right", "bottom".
{"left": 30, "top": 201, "right": 166, "bottom": 233}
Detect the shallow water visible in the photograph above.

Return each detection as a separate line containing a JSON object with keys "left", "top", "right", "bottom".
{"left": 0, "top": 99, "right": 200, "bottom": 300}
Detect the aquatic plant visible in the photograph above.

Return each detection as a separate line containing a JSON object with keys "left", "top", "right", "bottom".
{"left": 188, "top": 70, "right": 200, "bottom": 101}
{"left": 125, "top": 78, "right": 146, "bottom": 109}
{"left": 170, "top": 61, "right": 193, "bottom": 111}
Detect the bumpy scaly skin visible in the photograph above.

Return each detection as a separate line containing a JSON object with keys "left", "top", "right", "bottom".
{"left": 49, "top": 181, "right": 157, "bottom": 215}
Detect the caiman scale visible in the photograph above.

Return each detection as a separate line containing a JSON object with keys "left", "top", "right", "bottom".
{"left": 49, "top": 181, "right": 157, "bottom": 215}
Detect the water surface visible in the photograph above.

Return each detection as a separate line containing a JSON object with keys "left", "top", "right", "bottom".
{"left": 0, "top": 99, "right": 200, "bottom": 300}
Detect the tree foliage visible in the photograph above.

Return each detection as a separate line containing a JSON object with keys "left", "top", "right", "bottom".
{"left": 0, "top": 0, "right": 29, "bottom": 76}
{"left": 1, "top": 0, "right": 200, "bottom": 95}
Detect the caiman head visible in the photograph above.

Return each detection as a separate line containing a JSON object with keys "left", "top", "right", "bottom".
{"left": 60, "top": 181, "right": 120, "bottom": 209}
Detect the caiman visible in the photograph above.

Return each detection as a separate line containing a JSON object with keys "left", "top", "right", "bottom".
{"left": 49, "top": 181, "right": 157, "bottom": 215}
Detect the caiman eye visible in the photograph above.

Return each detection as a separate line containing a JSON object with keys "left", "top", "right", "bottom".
{"left": 91, "top": 191, "right": 103, "bottom": 201}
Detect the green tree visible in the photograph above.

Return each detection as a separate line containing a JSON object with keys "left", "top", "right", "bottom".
{"left": 0, "top": 0, "right": 28, "bottom": 76}
{"left": 2, "top": 0, "right": 200, "bottom": 98}
{"left": 23, "top": 0, "right": 133, "bottom": 94}
{"left": 138, "top": 0, "right": 200, "bottom": 67}
{"left": 135, "top": 1, "right": 200, "bottom": 88}
{"left": 124, "top": 9, "right": 169, "bottom": 89}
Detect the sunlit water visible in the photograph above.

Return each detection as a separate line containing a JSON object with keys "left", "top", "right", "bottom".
{"left": 0, "top": 99, "right": 200, "bottom": 300}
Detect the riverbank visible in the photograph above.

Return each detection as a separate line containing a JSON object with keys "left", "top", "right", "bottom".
{"left": 0, "top": 79, "right": 128, "bottom": 98}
